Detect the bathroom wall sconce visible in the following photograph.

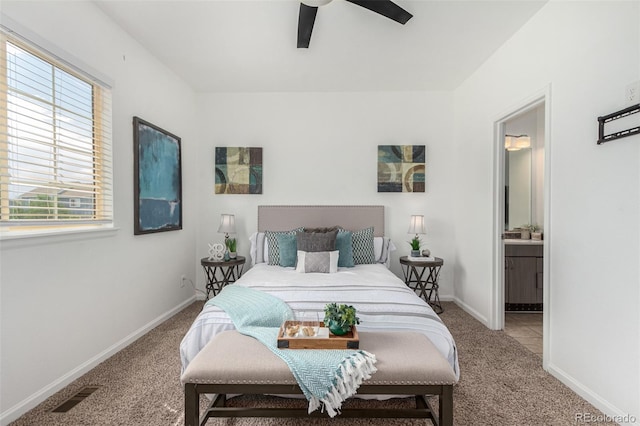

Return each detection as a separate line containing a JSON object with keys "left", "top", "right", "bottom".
{"left": 504, "top": 134, "right": 531, "bottom": 151}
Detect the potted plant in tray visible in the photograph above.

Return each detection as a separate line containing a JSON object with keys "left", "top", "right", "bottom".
{"left": 324, "top": 303, "right": 360, "bottom": 336}
{"left": 225, "top": 238, "right": 237, "bottom": 259}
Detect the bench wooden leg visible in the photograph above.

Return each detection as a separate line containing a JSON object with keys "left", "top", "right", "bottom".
{"left": 184, "top": 384, "right": 454, "bottom": 424}
{"left": 440, "top": 385, "right": 453, "bottom": 426}
{"left": 184, "top": 384, "right": 198, "bottom": 426}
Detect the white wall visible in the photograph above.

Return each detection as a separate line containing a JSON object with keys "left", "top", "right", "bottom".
{"left": 453, "top": 1, "right": 639, "bottom": 422}
{"left": 0, "top": 2, "right": 199, "bottom": 423}
{"left": 194, "top": 91, "right": 456, "bottom": 288}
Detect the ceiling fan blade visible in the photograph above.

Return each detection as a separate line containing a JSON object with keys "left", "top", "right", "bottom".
{"left": 345, "top": 0, "right": 413, "bottom": 25}
{"left": 298, "top": 4, "right": 318, "bottom": 48}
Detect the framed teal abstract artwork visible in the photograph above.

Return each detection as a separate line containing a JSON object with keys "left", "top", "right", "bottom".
{"left": 377, "top": 145, "right": 425, "bottom": 192}
{"left": 215, "top": 147, "right": 263, "bottom": 194}
{"left": 133, "top": 117, "right": 182, "bottom": 234}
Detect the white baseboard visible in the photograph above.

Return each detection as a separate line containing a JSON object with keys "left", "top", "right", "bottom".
{"left": 451, "top": 296, "right": 489, "bottom": 327}
{"left": 448, "top": 298, "right": 638, "bottom": 425}
{"left": 546, "top": 363, "right": 639, "bottom": 425}
{"left": 0, "top": 296, "right": 196, "bottom": 426}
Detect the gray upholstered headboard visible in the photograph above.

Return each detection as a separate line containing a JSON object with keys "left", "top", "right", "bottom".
{"left": 258, "top": 205, "right": 384, "bottom": 237}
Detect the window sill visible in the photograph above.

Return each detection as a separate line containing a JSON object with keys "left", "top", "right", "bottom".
{"left": 0, "top": 226, "right": 120, "bottom": 249}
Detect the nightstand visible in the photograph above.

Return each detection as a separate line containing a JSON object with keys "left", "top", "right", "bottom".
{"left": 399, "top": 256, "right": 444, "bottom": 314}
{"left": 200, "top": 256, "right": 246, "bottom": 299}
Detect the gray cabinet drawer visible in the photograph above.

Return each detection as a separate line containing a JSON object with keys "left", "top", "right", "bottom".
{"left": 505, "top": 244, "right": 543, "bottom": 257}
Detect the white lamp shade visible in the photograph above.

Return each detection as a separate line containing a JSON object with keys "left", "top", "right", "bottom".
{"left": 408, "top": 215, "right": 426, "bottom": 235}
{"left": 217, "top": 214, "right": 236, "bottom": 234}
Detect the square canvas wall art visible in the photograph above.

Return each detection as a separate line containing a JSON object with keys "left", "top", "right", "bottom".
{"left": 377, "top": 145, "right": 425, "bottom": 192}
{"left": 133, "top": 117, "right": 182, "bottom": 234}
{"left": 215, "top": 147, "right": 263, "bottom": 194}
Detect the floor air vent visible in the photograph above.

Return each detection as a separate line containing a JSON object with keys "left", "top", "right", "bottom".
{"left": 52, "top": 386, "right": 100, "bottom": 413}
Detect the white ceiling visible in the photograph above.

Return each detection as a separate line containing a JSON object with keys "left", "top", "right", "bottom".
{"left": 95, "top": 0, "right": 546, "bottom": 93}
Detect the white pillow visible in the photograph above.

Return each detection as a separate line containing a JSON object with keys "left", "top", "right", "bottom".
{"left": 374, "top": 237, "right": 396, "bottom": 267}
{"left": 296, "top": 250, "right": 339, "bottom": 273}
{"left": 374, "top": 237, "right": 384, "bottom": 261}
{"left": 249, "top": 232, "right": 266, "bottom": 266}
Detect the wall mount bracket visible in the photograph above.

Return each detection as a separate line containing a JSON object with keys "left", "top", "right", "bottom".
{"left": 597, "top": 103, "right": 640, "bottom": 144}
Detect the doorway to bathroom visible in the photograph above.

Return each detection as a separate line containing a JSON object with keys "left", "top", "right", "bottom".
{"left": 492, "top": 89, "right": 550, "bottom": 365}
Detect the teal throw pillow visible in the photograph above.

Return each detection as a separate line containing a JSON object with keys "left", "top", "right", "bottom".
{"left": 335, "top": 231, "right": 355, "bottom": 267}
{"left": 265, "top": 228, "right": 303, "bottom": 265}
{"left": 276, "top": 233, "right": 298, "bottom": 267}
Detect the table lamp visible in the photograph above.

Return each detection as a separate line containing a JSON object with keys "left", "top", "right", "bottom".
{"left": 218, "top": 214, "right": 236, "bottom": 259}
{"left": 408, "top": 215, "right": 429, "bottom": 257}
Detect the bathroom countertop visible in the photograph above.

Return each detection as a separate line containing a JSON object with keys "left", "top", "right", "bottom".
{"left": 504, "top": 239, "right": 543, "bottom": 245}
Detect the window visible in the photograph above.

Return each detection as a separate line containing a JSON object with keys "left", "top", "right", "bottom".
{"left": 0, "top": 30, "right": 113, "bottom": 236}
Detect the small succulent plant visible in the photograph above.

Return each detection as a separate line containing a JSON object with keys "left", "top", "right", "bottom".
{"left": 324, "top": 303, "right": 360, "bottom": 329}
{"left": 225, "top": 238, "right": 237, "bottom": 252}
{"left": 409, "top": 237, "right": 421, "bottom": 250}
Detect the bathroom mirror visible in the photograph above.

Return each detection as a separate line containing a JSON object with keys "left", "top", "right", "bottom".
{"left": 505, "top": 148, "right": 532, "bottom": 230}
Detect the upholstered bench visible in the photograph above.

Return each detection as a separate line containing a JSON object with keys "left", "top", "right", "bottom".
{"left": 181, "top": 330, "right": 456, "bottom": 426}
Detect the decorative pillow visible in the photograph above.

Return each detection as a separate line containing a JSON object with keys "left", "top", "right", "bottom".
{"left": 335, "top": 231, "right": 355, "bottom": 268}
{"left": 249, "top": 232, "right": 266, "bottom": 266}
{"left": 296, "top": 250, "right": 339, "bottom": 273}
{"left": 304, "top": 226, "right": 340, "bottom": 233}
{"left": 376, "top": 237, "right": 391, "bottom": 263}
{"left": 351, "top": 226, "right": 376, "bottom": 265}
{"left": 265, "top": 228, "right": 303, "bottom": 265}
{"left": 276, "top": 233, "right": 297, "bottom": 267}
{"left": 297, "top": 230, "right": 337, "bottom": 252}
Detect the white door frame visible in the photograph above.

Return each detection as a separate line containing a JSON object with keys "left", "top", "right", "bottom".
{"left": 491, "top": 86, "right": 551, "bottom": 368}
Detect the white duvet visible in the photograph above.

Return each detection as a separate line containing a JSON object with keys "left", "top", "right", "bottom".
{"left": 180, "top": 263, "right": 459, "bottom": 380}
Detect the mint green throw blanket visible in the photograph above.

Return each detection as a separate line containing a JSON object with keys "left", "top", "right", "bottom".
{"left": 206, "top": 285, "right": 377, "bottom": 417}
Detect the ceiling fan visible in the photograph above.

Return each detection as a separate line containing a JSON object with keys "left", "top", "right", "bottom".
{"left": 298, "top": 0, "right": 413, "bottom": 48}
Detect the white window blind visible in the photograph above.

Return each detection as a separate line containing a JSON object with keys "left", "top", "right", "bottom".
{"left": 0, "top": 30, "right": 113, "bottom": 234}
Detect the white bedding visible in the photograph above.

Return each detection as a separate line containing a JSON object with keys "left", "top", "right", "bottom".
{"left": 180, "top": 263, "right": 459, "bottom": 380}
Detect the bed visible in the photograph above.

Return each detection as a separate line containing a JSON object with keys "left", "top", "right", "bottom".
{"left": 180, "top": 205, "right": 459, "bottom": 382}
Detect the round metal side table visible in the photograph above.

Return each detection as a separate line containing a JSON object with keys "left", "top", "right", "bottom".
{"left": 200, "top": 256, "right": 245, "bottom": 299}
{"left": 399, "top": 256, "right": 444, "bottom": 314}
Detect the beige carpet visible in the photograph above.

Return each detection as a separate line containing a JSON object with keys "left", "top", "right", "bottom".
{"left": 9, "top": 301, "right": 613, "bottom": 425}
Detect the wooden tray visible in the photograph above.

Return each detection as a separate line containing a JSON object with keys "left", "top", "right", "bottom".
{"left": 277, "top": 321, "right": 359, "bottom": 349}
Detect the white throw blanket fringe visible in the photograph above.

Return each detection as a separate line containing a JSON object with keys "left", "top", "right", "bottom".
{"left": 310, "top": 351, "right": 377, "bottom": 416}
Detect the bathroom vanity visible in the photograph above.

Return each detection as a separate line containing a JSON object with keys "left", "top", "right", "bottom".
{"left": 504, "top": 240, "right": 543, "bottom": 311}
